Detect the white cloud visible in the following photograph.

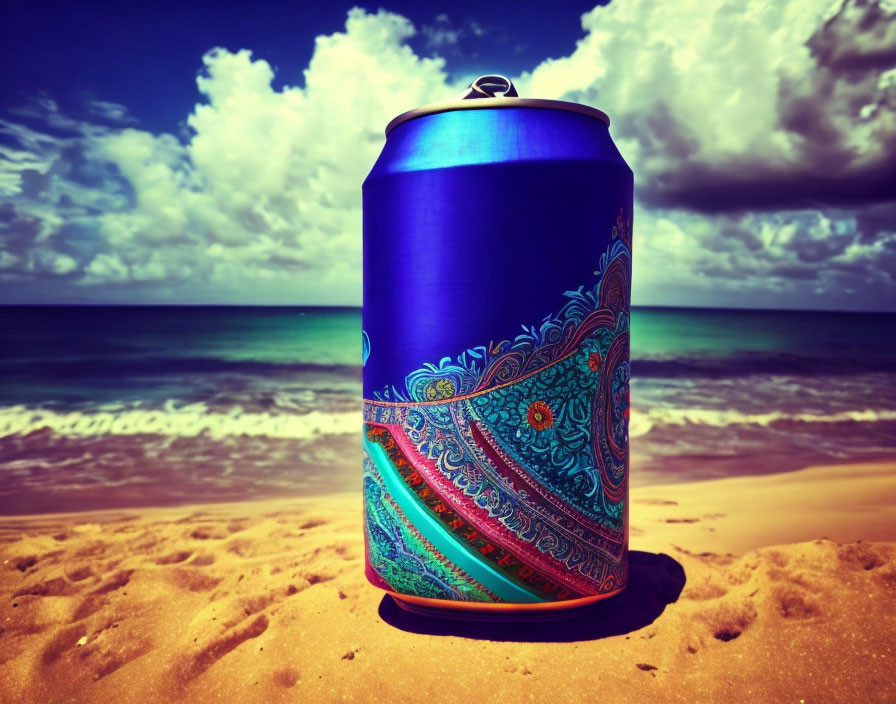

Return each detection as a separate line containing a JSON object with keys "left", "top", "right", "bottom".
{"left": 85, "top": 100, "right": 138, "bottom": 124}
{"left": 83, "top": 252, "right": 129, "bottom": 282}
{"left": 84, "top": 8, "right": 452, "bottom": 299}
{"left": 0, "top": 250, "right": 21, "bottom": 270}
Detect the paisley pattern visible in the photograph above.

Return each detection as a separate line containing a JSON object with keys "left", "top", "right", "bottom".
{"left": 363, "top": 212, "right": 632, "bottom": 604}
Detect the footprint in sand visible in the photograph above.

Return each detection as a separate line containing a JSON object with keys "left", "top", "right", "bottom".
{"left": 90, "top": 569, "right": 133, "bottom": 595}
{"left": 14, "top": 555, "right": 38, "bottom": 572}
{"left": 677, "top": 548, "right": 766, "bottom": 653}
{"left": 64, "top": 565, "right": 95, "bottom": 582}
{"left": 697, "top": 600, "right": 759, "bottom": 643}
{"left": 40, "top": 621, "right": 152, "bottom": 681}
{"left": 226, "top": 521, "right": 249, "bottom": 534}
{"left": 14, "top": 576, "right": 81, "bottom": 598}
{"left": 179, "top": 614, "right": 270, "bottom": 680}
{"left": 836, "top": 542, "right": 891, "bottom": 571}
{"left": 189, "top": 524, "right": 229, "bottom": 540}
{"left": 72, "top": 542, "right": 110, "bottom": 559}
{"left": 774, "top": 585, "right": 821, "bottom": 619}
{"left": 155, "top": 551, "right": 192, "bottom": 565}
{"left": 834, "top": 541, "right": 896, "bottom": 590}
{"left": 177, "top": 583, "right": 306, "bottom": 680}
{"left": 681, "top": 575, "right": 728, "bottom": 601}
{"left": 762, "top": 552, "right": 826, "bottom": 620}
{"left": 184, "top": 614, "right": 270, "bottom": 679}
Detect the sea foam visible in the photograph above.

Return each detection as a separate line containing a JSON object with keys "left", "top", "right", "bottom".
{"left": 0, "top": 403, "right": 360, "bottom": 441}
{"left": 627, "top": 407, "right": 896, "bottom": 438}
{"left": 3, "top": 402, "right": 893, "bottom": 444}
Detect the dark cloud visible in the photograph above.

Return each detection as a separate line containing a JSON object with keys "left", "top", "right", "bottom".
{"left": 809, "top": 0, "right": 896, "bottom": 72}
{"left": 855, "top": 202, "right": 896, "bottom": 243}
{"left": 0, "top": 202, "right": 43, "bottom": 258}
{"left": 768, "top": 263, "right": 820, "bottom": 281}
{"left": 83, "top": 99, "right": 138, "bottom": 126}
{"left": 636, "top": 159, "right": 895, "bottom": 214}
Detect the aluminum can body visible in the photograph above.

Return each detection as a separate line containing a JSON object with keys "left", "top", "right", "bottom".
{"left": 362, "top": 101, "right": 633, "bottom": 613}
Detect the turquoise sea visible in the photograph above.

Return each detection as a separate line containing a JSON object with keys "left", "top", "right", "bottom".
{"left": 1, "top": 305, "right": 894, "bottom": 514}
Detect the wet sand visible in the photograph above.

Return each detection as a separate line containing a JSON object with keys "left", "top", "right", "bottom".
{"left": 1, "top": 460, "right": 895, "bottom": 703}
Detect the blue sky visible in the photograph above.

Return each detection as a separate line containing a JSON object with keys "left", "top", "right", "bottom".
{"left": 2, "top": 1, "right": 607, "bottom": 135}
{"left": 1, "top": 0, "right": 895, "bottom": 309}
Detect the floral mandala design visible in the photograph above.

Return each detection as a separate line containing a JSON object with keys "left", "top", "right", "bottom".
{"left": 526, "top": 400, "right": 554, "bottom": 430}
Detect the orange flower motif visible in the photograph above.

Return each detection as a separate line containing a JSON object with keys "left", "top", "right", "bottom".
{"left": 526, "top": 400, "right": 554, "bottom": 430}
{"left": 587, "top": 352, "right": 602, "bottom": 372}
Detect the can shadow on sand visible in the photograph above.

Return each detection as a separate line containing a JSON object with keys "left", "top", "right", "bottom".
{"left": 377, "top": 551, "right": 686, "bottom": 642}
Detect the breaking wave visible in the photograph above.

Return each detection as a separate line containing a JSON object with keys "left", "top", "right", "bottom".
{"left": 0, "top": 402, "right": 360, "bottom": 441}
{"left": 628, "top": 406, "right": 896, "bottom": 438}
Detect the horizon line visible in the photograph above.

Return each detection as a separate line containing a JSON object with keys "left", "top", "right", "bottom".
{"left": 1, "top": 303, "right": 895, "bottom": 315}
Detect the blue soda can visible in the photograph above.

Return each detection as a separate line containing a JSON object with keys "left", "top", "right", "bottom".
{"left": 362, "top": 75, "right": 633, "bottom": 616}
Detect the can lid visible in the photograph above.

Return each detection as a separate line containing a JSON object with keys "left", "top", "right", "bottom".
{"left": 385, "top": 74, "right": 610, "bottom": 136}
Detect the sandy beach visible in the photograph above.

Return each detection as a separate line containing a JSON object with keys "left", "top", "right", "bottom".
{"left": 1, "top": 460, "right": 895, "bottom": 703}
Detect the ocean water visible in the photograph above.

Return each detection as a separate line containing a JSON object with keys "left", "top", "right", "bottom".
{"left": 1, "top": 305, "right": 894, "bottom": 514}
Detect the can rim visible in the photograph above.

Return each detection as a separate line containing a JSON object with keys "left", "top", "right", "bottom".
{"left": 384, "top": 98, "right": 611, "bottom": 136}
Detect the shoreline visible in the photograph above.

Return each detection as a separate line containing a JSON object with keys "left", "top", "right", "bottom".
{"left": 3, "top": 454, "right": 895, "bottom": 523}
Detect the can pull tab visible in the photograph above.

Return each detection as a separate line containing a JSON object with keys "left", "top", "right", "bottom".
{"left": 460, "top": 75, "right": 518, "bottom": 99}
